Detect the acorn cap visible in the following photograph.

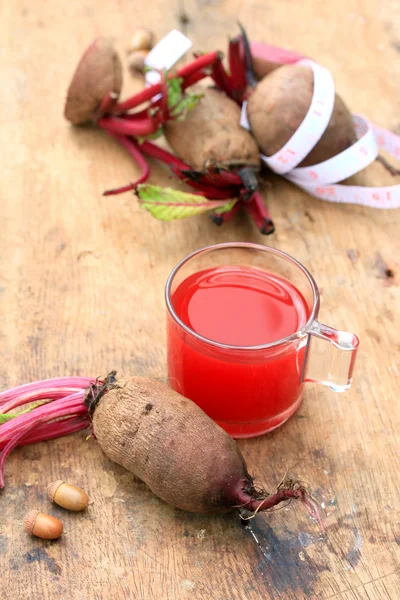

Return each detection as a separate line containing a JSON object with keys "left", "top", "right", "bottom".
{"left": 47, "top": 480, "right": 65, "bottom": 502}
{"left": 23, "top": 510, "right": 40, "bottom": 534}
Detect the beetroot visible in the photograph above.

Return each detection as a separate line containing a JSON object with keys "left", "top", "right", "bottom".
{"left": 164, "top": 86, "right": 260, "bottom": 172}
{"left": 247, "top": 64, "right": 357, "bottom": 166}
{"left": 64, "top": 37, "right": 123, "bottom": 125}
{"left": 0, "top": 375, "right": 321, "bottom": 523}
{"left": 62, "top": 34, "right": 276, "bottom": 234}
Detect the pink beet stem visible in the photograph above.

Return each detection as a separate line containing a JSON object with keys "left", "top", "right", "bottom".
{"left": 0, "top": 392, "right": 86, "bottom": 443}
{"left": 101, "top": 133, "right": 150, "bottom": 196}
{"left": 0, "top": 377, "right": 93, "bottom": 405}
{"left": 229, "top": 37, "right": 247, "bottom": 92}
{"left": 114, "top": 51, "right": 220, "bottom": 113}
{"left": 0, "top": 390, "right": 89, "bottom": 488}
{"left": 0, "top": 387, "right": 79, "bottom": 414}
{"left": 211, "top": 58, "right": 234, "bottom": 97}
{"left": 98, "top": 116, "right": 159, "bottom": 137}
{"left": 0, "top": 416, "right": 89, "bottom": 451}
{"left": 0, "top": 424, "right": 40, "bottom": 487}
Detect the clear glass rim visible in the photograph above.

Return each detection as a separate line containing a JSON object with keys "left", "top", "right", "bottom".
{"left": 165, "top": 242, "right": 320, "bottom": 351}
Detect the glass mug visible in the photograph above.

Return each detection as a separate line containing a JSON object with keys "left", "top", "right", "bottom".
{"left": 165, "top": 243, "right": 359, "bottom": 438}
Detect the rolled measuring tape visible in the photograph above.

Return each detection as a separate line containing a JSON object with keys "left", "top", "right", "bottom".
{"left": 144, "top": 31, "right": 400, "bottom": 208}
{"left": 241, "top": 55, "right": 400, "bottom": 209}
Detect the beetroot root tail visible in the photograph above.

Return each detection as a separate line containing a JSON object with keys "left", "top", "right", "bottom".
{"left": 237, "top": 482, "right": 324, "bottom": 530}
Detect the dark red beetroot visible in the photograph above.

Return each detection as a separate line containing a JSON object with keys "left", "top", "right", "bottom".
{"left": 164, "top": 86, "right": 260, "bottom": 173}
{"left": 245, "top": 30, "right": 399, "bottom": 176}
{"left": 247, "top": 64, "right": 357, "bottom": 166}
{"left": 0, "top": 375, "right": 321, "bottom": 524}
{"left": 64, "top": 37, "right": 123, "bottom": 125}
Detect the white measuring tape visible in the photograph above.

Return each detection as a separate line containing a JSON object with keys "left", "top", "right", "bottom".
{"left": 259, "top": 61, "right": 336, "bottom": 175}
{"left": 144, "top": 29, "right": 192, "bottom": 85}
{"left": 145, "top": 31, "right": 400, "bottom": 209}
{"left": 240, "top": 59, "right": 400, "bottom": 209}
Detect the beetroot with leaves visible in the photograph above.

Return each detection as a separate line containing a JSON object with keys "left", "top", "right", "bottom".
{"left": 0, "top": 374, "right": 321, "bottom": 524}
{"left": 63, "top": 35, "right": 275, "bottom": 234}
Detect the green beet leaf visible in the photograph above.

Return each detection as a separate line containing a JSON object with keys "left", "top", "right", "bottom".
{"left": 137, "top": 185, "right": 238, "bottom": 221}
{"left": 0, "top": 402, "right": 45, "bottom": 423}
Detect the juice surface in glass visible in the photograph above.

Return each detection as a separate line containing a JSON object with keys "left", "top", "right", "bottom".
{"left": 167, "top": 264, "right": 311, "bottom": 437}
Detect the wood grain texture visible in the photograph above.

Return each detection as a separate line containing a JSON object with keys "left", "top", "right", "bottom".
{"left": 0, "top": 0, "right": 399, "bottom": 598}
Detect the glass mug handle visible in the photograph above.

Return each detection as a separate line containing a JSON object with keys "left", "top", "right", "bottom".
{"left": 303, "top": 321, "right": 359, "bottom": 391}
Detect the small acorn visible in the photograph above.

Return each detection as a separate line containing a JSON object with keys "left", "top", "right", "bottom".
{"left": 126, "top": 28, "right": 154, "bottom": 53}
{"left": 24, "top": 510, "right": 63, "bottom": 540}
{"left": 127, "top": 50, "right": 149, "bottom": 76}
{"left": 47, "top": 480, "right": 89, "bottom": 512}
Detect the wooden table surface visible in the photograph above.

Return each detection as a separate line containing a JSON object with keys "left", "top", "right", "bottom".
{"left": 1, "top": 1, "right": 399, "bottom": 598}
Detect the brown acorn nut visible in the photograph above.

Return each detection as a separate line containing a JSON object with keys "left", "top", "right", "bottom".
{"left": 47, "top": 480, "right": 89, "bottom": 512}
{"left": 127, "top": 50, "right": 149, "bottom": 77}
{"left": 24, "top": 510, "right": 63, "bottom": 540}
{"left": 126, "top": 28, "right": 154, "bottom": 53}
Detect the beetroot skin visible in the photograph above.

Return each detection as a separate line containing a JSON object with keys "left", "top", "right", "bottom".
{"left": 90, "top": 376, "right": 318, "bottom": 517}
{"left": 64, "top": 37, "right": 123, "bottom": 125}
{"left": 247, "top": 63, "right": 356, "bottom": 166}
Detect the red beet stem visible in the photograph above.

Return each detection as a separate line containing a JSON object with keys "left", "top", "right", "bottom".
{"left": 211, "top": 57, "right": 234, "bottom": 97}
{"left": 158, "top": 70, "right": 169, "bottom": 121}
{"left": 114, "top": 51, "right": 219, "bottom": 113}
{"left": 208, "top": 169, "right": 242, "bottom": 186}
{"left": 172, "top": 168, "right": 237, "bottom": 199}
{"left": 140, "top": 141, "right": 191, "bottom": 171}
{"left": 210, "top": 201, "right": 241, "bottom": 226}
{"left": 228, "top": 37, "right": 247, "bottom": 93}
{"left": 178, "top": 51, "right": 220, "bottom": 78}
{"left": 141, "top": 141, "right": 239, "bottom": 187}
{"left": 96, "top": 91, "right": 119, "bottom": 119}
{"left": 244, "top": 191, "right": 275, "bottom": 235}
{"left": 98, "top": 116, "right": 159, "bottom": 137}
{"left": 123, "top": 100, "right": 162, "bottom": 120}
{"left": 238, "top": 23, "right": 257, "bottom": 88}
{"left": 182, "top": 69, "right": 211, "bottom": 90}
{"left": 101, "top": 133, "right": 150, "bottom": 196}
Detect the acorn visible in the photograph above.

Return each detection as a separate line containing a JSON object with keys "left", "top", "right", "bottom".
{"left": 126, "top": 29, "right": 154, "bottom": 53}
{"left": 127, "top": 50, "right": 149, "bottom": 76}
{"left": 47, "top": 480, "right": 89, "bottom": 512}
{"left": 24, "top": 510, "right": 63, "bottom": 540}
